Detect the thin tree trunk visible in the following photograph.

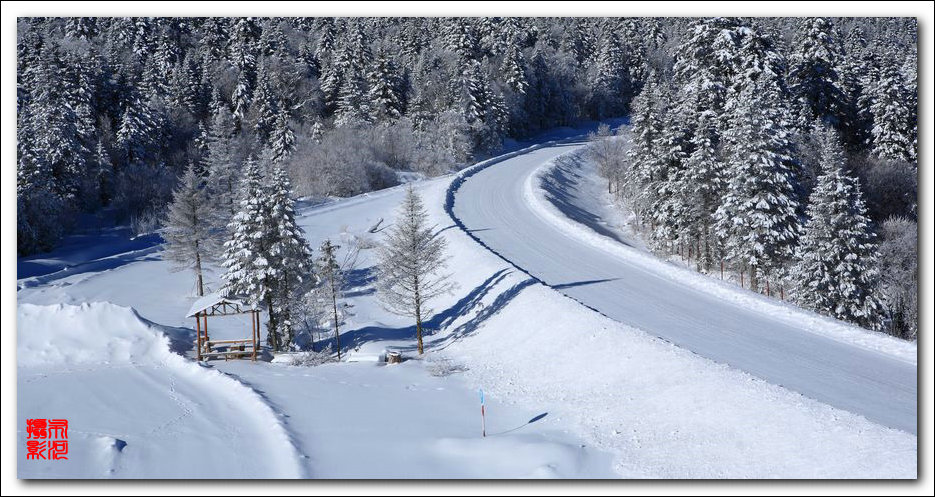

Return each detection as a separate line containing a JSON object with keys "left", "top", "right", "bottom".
{"left": 331, "top": 275, "right": 340, "bottom": 361}
{"left": 265, "top": 292, "right": 278, "bottom": 351}
{"left": 194, "top": 241, "right": 204, "bottom": 297}
{"left": 416, "top": 306, "right": 423, "bottom": 355}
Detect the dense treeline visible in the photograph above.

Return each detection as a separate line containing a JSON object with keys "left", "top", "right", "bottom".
{"left": 16, "top": 16, "right": 649, "bottom": 255}
{"left": 592, "top": 17, "right": 917, "bottom": 338}
{"left": 16, "top": 17, "right": 917, "bottom": 338}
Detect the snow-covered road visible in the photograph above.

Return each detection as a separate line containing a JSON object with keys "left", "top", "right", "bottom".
{"left": 451, "top": 142, "right": 917, "bottom": 434}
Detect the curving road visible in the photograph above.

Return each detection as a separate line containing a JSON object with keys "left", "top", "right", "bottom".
{"left": 452, "top": 142, "right": 917, "bottom": 434}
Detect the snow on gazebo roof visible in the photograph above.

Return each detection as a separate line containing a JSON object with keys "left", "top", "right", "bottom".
{"left": 186, "top": 292, "right": 255, "bottom": 318}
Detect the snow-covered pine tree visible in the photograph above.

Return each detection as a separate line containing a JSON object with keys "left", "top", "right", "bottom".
{"left": 199, "top": 17, "right": 230, "bottom": 62}
{"left": 714, "top": 81, "right": 802, "bottom": 290}
{"left": 589, "top": 28, "right": 628, "bottom": 119}
{"left": 334, "top": 68, "right": 371, "bottom": 127}
{"left": 672, "top": 17, "right": 740, "bottom": 120}
{"left": 679, "top": 107, "right": 726, "bottom": 271}
{"left": 318, "top": 42, "right": 346, "bottom": 115}
{"left": 30, "top": 42, "right": 91, "bottom": 203}
{"left": 162, "top": 161, "right": 222, "bottom": 297}
{"left": 221, "top": 157, "right": 275, "bottom": 340}
{"left": 203, "top": 105, "right": 239, "bottom": 217}
{"left": 870, "top": 62, "right": 916, "bottom": 164}
{"left": 115, "top": 92, "right": 161, "bottom": 170}
{"left": 788, "top": 17, "right": 849, "bottom": 129}
{"left": 228, "top": 17, "right": 260, "bottom": 73}
{"left": 500, "top": 42, "right": 528, "bottom": 95}
{"left": 461, "top": 59, "right": 506, "bottom": 151}
{"left": 221, "top": 156, "right": 314, "bottom": 351}
{"left": 790, "top": 126, "right": 883, "bottom": 329}
{"left": 314, "top": 17, "right": 337, "bottom": 66}
{"left": 269, "top": 104, "right": 296, "bottom": 163}
{"left": 901, "top": 45, "right": 918, "bottom": 163}
{"left": 251, "top": 74, "right": 278, "bottom": 142}
{"left": 17, "top": 104, "right": 65, "bottom": 255}
{"left": 646, "top": 91, "right": 691, "bottom": 251}
{"left": 265, "top": 164, "right": 315, "bottom": 349}
{"left": 445, "top": 18, "right": 478, "bottom": 62}
{"left": 315, "top": 238, "right": 358, "bottom": 360}
{"left": 259, "top": 19, "right": 287, "bottom": 57}
{"left": 376, "top": 185, "right": 454, "bottom": 355}
{"left": 367, "top": 47, "right": 404, "bottom": 121}
{"left": 92, "top": 139, "right": 114, "bottom": 207}
{"left": 625, "top": 72, "right": 665, "bottom": 220}
{"left": 65, "top": 17, "right": 97, "bottom": 40}
{"left": 231, "top": 69, "right": 253, "bottom": 131}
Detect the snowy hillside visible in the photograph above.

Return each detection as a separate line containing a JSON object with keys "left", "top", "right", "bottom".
{"left": 17, "top": 136, "right": 916, "bottom": 478}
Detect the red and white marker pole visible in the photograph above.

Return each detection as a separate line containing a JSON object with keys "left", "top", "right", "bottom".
{"left": 479, "top": 388, "right": 486, "bottom": 437}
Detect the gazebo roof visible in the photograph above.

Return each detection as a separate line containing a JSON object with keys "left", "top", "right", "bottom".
{"left": 186, "top": 293, "right": 256, "bottom": 318}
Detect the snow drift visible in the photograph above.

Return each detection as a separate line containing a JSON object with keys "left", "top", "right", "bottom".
{"left": 17, "top": 302, "right": 306, "bottom": 478}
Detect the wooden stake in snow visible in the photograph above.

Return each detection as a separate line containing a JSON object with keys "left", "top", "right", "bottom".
{"left": 479, "top": 388, "right": 486, "bottom": 438}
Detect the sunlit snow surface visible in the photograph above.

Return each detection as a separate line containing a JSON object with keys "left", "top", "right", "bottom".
{"left": 17, "top": 123, "right": 915, "bottom": 478}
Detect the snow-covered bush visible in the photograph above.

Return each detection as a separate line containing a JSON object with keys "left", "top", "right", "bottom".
{"left": 274, "top": 347, "right": 335, "bottom": 367}
{"left": 424, "top": 355, "right": 469, "bottom": 377}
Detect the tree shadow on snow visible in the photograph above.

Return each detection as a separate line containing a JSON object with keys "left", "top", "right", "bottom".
{"left": 323, "top": 269, "right": 536, "bottom": 356}
{"left": 541, "top": 154, "right": 632, "bottom": 248}
{"left": 342, "top": 266, "right": 377, "bottom": 298}
{"left": 489, "top": 412, "right": 549, "bottom": 436}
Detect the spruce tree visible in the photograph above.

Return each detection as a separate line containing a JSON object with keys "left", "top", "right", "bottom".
{"left": 265, "top": 164, "right": 315, "bottom": 349}
{"left": 203, "top": 105, "right": 239, "bottom": 217}
{"left": 315, "top": 238, "right": 357, "bottom": 360}
{"left": 367, "top": 48, "right": 404, "bottom": 121}
{"left": 221, "top": 157, "right": 313, "bottom": 351}
{"left": 269, "top": 104, "right": 296, "bottom": 163}
{"left": 589, "top": 29, "right": 628, "bottom": 118}
{"left": 252, "top": 75, "right": 278, "bottom": 142}
{"left": 680, "top": 108, "right": 726, "bottom": 271}
{"left": 789, "top": 17, "right": 849, "bottom": 127}
{"left": 790, "top": 127, "right": 883, "bottom": 329}
{"left": 715, "top": 83, "right": 801, "bottom": 289}
{"left": 625, "top": 73, "right": 665, "bottom": 219}
{"left": 500, "top": 43, "right": 528, "bottom": 95}
{"left": 870, "top": 62, "right": 915, "bottom": 164}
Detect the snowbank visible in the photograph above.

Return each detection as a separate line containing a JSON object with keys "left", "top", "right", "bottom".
{"left": 17, "top": 303, "right": 306, "bottom": 478}
{"left": 523, "top": 151, "right": 917, "bottom": 365}
{"left": 17, "top": 303, "right": 169, "bottom": 368}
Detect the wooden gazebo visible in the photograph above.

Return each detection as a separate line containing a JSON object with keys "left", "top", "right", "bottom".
{"left": 186, "top": 293, "right": 261, "bottom": 362}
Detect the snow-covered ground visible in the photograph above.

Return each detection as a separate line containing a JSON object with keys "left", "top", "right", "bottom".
{"left": 16, "top": 302, "right": 305, "bottom": 478}
{"left": 16, "top": 128, "right": 916, "bottom": 478}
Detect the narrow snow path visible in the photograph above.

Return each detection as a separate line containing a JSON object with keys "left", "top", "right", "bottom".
{"left": 451, "top": 142, "right": 917, "bottom": 434}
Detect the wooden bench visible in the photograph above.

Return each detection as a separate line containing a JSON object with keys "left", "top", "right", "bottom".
{"left": 195, "top": 339, "right": 256, "bottom": 361}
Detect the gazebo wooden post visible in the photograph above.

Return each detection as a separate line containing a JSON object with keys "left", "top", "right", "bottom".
{"left": 195, "top": 312, "right": 202, "bottom": 361}
{"left": 251, "top": 310, "right": 258, "bottom": 362}
{"left": 203, "top": 313, "right": 210, "bottom": 354}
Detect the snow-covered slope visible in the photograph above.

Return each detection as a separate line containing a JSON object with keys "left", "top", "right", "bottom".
{"left": 16, "top": 130, "right": 916, "bottom": 478}
{"left": 17, "top": 302, "right": 305, "bottom": 478}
